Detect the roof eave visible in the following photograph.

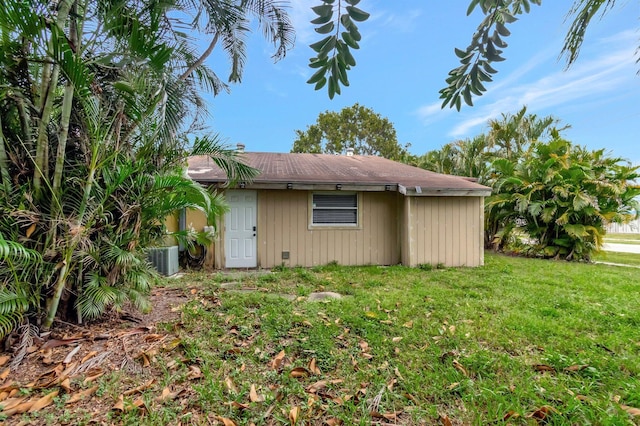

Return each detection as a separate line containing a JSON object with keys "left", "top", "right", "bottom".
{"left": 192, "top": 179, "right": 491, "bottom": 196}
{"left": 398, "top": 184, "right": 492, "bottom": 197}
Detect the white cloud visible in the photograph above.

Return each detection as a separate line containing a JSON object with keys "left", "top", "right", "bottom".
{"left": 415, "top": 102, "right": 444, "bottom": 119}
{"left": 447, "top": 30, "right": 638, "bottom": 138}
{"left": 378, "top": 9, "right": 423, "bottom": 34}
{"left": 287, "top": 0, "right": 318, "bottom": 46}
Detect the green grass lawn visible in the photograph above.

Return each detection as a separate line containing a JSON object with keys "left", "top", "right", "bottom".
{"left": 55, "top": 253, "right": 640, "bottom": 426}
{"left": 118, "top": 253, "right": 639, "bottom": 426}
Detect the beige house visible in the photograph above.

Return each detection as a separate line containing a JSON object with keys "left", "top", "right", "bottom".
{"left": 175, "top": 151, "right": 491, "bottom": 269}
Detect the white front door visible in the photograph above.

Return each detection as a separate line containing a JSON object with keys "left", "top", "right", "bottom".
{"left": 224, "top": 190, "right": 257, "bottom": 268}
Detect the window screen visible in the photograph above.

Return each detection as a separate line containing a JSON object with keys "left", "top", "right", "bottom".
{"left": 312, "top": 193, "right": 358, "bottom": 225}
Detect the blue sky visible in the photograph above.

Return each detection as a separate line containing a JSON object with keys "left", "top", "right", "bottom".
{"left": 200, "top": 1, "right": 639, "bottom": 165}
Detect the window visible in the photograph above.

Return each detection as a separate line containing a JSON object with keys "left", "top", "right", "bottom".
{"left": 311, "top": 193, "right": 358, "bottom": 226}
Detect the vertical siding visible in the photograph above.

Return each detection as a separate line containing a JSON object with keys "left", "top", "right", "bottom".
{"left": 258, "top": 190, "right": 399, "bottom": 268}
{"left": 185, "top": 209, "right": 207, "bottom": 231}
{"left": 400, "top": 196, "right": 411, "bottom": 266}
{"left": 185, "top": 191, "right": 485, "bottom": 269}
{"left": 409, "top": 196, "right": 484, "bottom": 267}
{"left": 163, "top": 214, "right": 179, "bottom": 246}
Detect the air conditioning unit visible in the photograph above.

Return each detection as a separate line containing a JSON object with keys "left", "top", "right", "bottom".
{"left": 148, "top": 246, "right": 179, "bottom": 276}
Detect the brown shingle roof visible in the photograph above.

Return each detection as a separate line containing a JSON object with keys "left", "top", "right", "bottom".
{"left": 188, "top": 152, "right": 490, "bottom": 194}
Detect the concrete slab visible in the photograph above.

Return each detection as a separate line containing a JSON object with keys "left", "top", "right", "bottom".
{"left": 594, "top": 261, "right": 640, "bottom": 269}
{"left": 307, "top": 292, "right": 343, "bottom": 301}
{"left": 602, "top": 243, "right": 640, "bottom": 254}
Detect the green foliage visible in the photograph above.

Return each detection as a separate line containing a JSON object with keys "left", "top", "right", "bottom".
{"left": 487, "top": 138, "right": 640, "bottom": 260}
{"left": 417, "top": 107, "right": 562, "bottom": 183}
{"left": 417, "top": 135, "right": 493, "bottom": 182}
{"left": 291, "top": 103, "right": 409, "bottom": 160}
{"left": 307, "top": 0, "right": 370, "bottom": 99}
{"left": 416, "top": 106, "right": 639, "bottom": 261}
{"left": 440, "top": 1, "right": 542, "bottom": 110}
{"left": 440, "top": 1, "right": 635, "bottom": 109}
{"left": 0, "top": 0, "right": 269, "bottom": 336}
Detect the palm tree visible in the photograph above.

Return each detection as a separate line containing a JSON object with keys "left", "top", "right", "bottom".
{"left": 486, "top": 106, "right": 562, "bottom": 161}
{"left": 486, "top": 138, "right": 640, "bottom": 260}
{"left": 0, "top": 0, "right": 287, "bottom": 335}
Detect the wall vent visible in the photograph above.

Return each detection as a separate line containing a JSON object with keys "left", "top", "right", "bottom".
{"left": 148, "top": 246, "right": 179, "bottom": 276}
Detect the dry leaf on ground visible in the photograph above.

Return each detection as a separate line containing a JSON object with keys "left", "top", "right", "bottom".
{"left": 289, "top": 406, "right": 300, "bottom": 425}
{"left": 533, "top": 364, "right": 556, "bottom": 373}
{"left": 230, "top": 401, "right": 249, "bottom": 410}
{"left": 439, "top": 413, "right": 453, "bottom": 426}
{"left": 123, "top": 379, "right": 156, "bottom": 396}
{"left": 452, "top": 359, "right": 468, "bottom": 377}
{"left": 308, "top": 358, "right": 321, "bottom": 375}
{"left": 250, "top": 384, "right": 264, "bottom": 402}
{"left": 28, "top": 390, "right": 59, "bottom": 412}
{"left": 225, "top": 376, "right": 238, "bottom": 394}
{"left": 187, "top": 365, "right": 203, "bottom": 380}
{"left": 290, "top": 367, "right": 310, "bottom": 378}
{"left": 66, "top": 385, "right": 99, "bottom": 405}
{"left": 502, "top": 410, "right": 520, "bottom": 420}
{"left": 621, "top": 405, "right": 640, "bottom": 416}
{"left": 216, "top": 416, "right": 237, "bottom": 426}
{"left": 564, "top": 364, "right": 589, "bottom": 372}
{"left": 270, "top": 350, "right": 286, "bottom": 370}
{"left": 526, "top": 405, "right": 560, "bottom": 420}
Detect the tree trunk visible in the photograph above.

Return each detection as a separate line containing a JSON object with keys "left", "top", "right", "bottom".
{"left": 179, "top": 33, "right": 219, "bottom": 82}
{"left": 33, "top": 0, "right": 74, "bottom": 198}
{"left": 0, "top": 117, "right": 12, "bottom": 195}
{"left": 52, "top": 0, "right": 79, "bottom": 197}
{"left": 43, "top": 251, "right": 72, "bottom": 329}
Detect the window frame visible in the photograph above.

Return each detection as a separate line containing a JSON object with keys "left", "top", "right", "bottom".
{"left": 308, "top": 192, "right": 362, "bottom": 229}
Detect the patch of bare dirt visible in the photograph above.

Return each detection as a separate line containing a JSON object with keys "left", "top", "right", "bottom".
{"left": 0, "top": 285, "right": 197, "bottom": 425}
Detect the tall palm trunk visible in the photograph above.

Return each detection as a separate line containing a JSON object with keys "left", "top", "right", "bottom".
{"left": 33, "top": 0, "right": 74, "bottom": 198}
{"left": 0, "top": 116, "right": 11, "bottom": 195}
{"left": 43, "top": 135, "right": 101, "bottom": 329}
{"left": 52, "top": 1, "right": 79, "bottom": 205}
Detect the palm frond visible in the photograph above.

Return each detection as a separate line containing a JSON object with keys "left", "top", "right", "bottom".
{"left": 561, "top": 0, "right": 617, "bottom": 69}
{"left": 0, "top": 288, "right": 33, "bottom": 339}
{"left": 221, "top": 16, "right": 249, "bottom": 83}
{"left": 0, "top": 232, "right": 41, "bottom": 264}
{"left": 76, "top": 273, "right": 120, "bottom": 320}
{"left": 0, "top": 310, "right": 23, "bottom": 342}
{"left": 146, "top": 172, "right": 228, "bottom": 227}
{"left": 191, "top": 135, "right": 259, "bottom": 185}
{"left": 241, "top": 0, "right": 295, "bottom": 61}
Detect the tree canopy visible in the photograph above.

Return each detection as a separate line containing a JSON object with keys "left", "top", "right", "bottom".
{"left": 486, "top": 138, "right": 639, "bottom": 260}
{"left": 418, "top": 107, "right": 640, "bottom": 260}
{"left": 291, "top": 103, "right": 408, "bottom": 160}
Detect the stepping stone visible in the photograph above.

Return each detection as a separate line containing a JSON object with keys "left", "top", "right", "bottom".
{"left": 307, "top": 292, "right": 343, "bottom": 301}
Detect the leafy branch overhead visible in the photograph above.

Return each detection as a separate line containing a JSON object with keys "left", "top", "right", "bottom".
{"left": 440, "top": 0, "right": 542, "bottom": 110}
{"left": 306, "top": 0, "right": 370, "bottom": 99}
